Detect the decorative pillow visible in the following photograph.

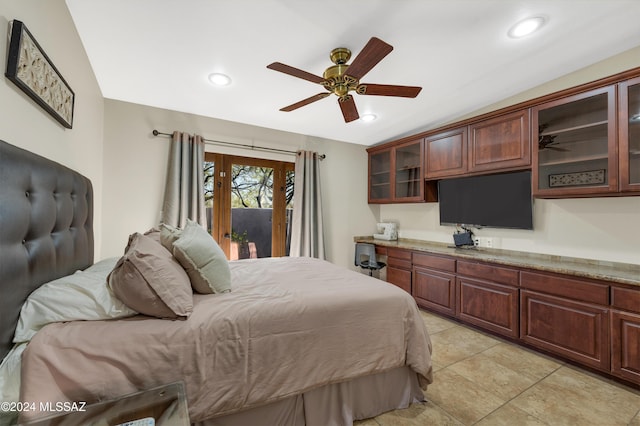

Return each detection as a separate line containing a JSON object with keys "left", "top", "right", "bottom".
{"left": 171, "top": 220, "right": 232, "bottom": 294}
{"left": 108, "top": 233, "right": 193, "bottom": 319}
{"left": 143, "top": 227, "right": 162, "bottom": 244}
{"left": 14, "top": 257, "right": 137, "bottom": 343}
{"left": 159, "top": 222, "right": 182, "bottom": 252}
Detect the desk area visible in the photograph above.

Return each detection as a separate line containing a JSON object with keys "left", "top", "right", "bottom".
{"left": 355, "top": 236, "right": 640, "bottom": 387}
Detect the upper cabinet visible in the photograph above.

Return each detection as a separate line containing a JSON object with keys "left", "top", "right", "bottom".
{"left": 619, "top": 76, "right": 640, "bottom": 193}
{"left": 368, "top": 138, "right": 435, "bottom": 203}
{"left": 369, "top": 149, "right": 392, "bottom": 202}
{"left": 468, "top": 109, "right": 531, "bottom": 173}
{"left": 424, "top": 127, "right": 467, "bottom": 179}
{"left": 425, "top": 109, "right": 530, "bottom": 179}
{"left": 532, "top": 86, "right": 617, "bottom": 197}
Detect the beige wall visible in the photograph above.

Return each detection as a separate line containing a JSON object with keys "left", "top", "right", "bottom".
{"left": 101, "top": 100, "right": 378, "bottom": 268}
{"left": 0, "top": 0, "right": 105, "bottom": 257}
{"left": 2, "top": 1, "right": 638, "bottom": 267}
{"left": 380, "top": 46, "right": 640, "bottom": 265}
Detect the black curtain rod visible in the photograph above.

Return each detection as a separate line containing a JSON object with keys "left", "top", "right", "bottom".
{"left": 152, "top": 130, "right": 325, "bottom": 159}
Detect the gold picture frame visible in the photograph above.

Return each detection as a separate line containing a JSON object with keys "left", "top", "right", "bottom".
{"left": 5, "top": 20, "right": 75, "bottom": 128}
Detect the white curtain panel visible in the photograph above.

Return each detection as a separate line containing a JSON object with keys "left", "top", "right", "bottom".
{"left": 290, "top": 150, "right": 325, "bottom": 259}
{"left": 161, "top": 131, "right": 206, "bottom": 229}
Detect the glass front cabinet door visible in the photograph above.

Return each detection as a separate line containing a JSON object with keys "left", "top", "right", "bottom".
{"left": 619, "top": 76, "right": 640, "bottom": 193}
{"left": 369, "top": 149, "right": 392, "bottom": 202}
{"left": 532, "top": 86, "right": 617, "bottom": 197}
{"left": 394, "top": 139, "right": 424, "bottom": 201}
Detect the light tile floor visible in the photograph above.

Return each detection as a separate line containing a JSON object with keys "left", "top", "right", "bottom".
{"left": 358, "top": 310, "right": 640, "bottom": 426}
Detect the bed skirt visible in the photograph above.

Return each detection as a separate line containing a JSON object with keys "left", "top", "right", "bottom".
{"left": 194, "top": 366, "right": 424, "bottom": 426}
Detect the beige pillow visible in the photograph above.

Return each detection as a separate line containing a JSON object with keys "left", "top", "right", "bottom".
{"left": 108, "top": 233, "right": 193, "bottom": 319}
{"left": 172, "top": 220, "right": 232, "bottom": 294}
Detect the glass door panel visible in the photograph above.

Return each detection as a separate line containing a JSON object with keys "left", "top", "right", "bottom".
{"left": 395, "top": 141, "right": 422, "bottom": 199}
{"left": 533, "top": 87, "right": 616, "bottom": 195}
{"left": 369, "top": 150, "right": 391, "bottom": 200}
{"left": 230, "top": 163, "right": 274, "bottom": 260}
{"left": 625, "top": 81, "right": 640, "bottom": 187}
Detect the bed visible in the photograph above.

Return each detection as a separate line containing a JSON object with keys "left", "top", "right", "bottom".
{"left": 0, "top": 139, "right": 433, "bottom": 425}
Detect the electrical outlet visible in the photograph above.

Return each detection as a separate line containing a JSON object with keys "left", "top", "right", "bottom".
{"left": 473, "top": 238, "right": 479, "bottom": 246}
{"left": 476, "top": 237, "right": 494, "bottom": 248}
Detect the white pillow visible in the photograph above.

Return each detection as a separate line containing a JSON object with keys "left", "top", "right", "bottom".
{"left": 13, "top": 257, "right": 137, "bottom": 343}
{"left": 0, "top": 343, "right": 26, "bottom": 426}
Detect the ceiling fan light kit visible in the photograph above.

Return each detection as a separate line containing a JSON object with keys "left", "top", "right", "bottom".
{"left": 267, "top": 37, "right": 422, "bottom": 123}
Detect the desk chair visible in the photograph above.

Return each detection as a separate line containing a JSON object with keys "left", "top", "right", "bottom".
{"left": 354, "top": 243, "right": 386, "bottom": 276}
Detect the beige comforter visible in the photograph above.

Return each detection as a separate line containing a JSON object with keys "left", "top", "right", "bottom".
{"left": 20, "top": 257, "right": 433, "bottom": 422}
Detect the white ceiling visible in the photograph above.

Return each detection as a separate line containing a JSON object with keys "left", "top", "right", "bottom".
{"left": 65, "top": 0, "right": 640, "bottom": 146}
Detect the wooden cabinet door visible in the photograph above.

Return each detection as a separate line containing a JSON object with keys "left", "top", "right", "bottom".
{"left": 618, "top": 76, "right": 640, "bottom": 193}
{"left": 520, "top": 290, "right": 610, "bottom": 371}
{"left": 468, "top": 109, "right": 531, "bottom": 173}
{"left": 387, "top": 266, "right": 411, "bottom": 294}
{"left": 457, "top": 276, "right": 519, "bottom": 338}
{"left": 611, "top": 310, "right": 640, "bottom": 383}
{"left": 386, "top": 248, "right": 412, "bottom": 293}
{"left": 413, "top": 266, "right": 456, "bottom": 317}
{"left": 424, "top": 127, "right": 467, "bottom": 178}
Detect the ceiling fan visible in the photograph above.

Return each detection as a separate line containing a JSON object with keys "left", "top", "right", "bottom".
{"left": 267, "top": 37, "right": 422, "bottom": 123}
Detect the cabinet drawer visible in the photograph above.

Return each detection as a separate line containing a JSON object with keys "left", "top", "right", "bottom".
{"left": 388, "top": 257, "right": 411, "bottom": 270}
{"left": 520, "top": 271, "right": 609, "bottom": 305}
{"left": 611, "top": 286, "right": 640, "bottom": 314}
{"left": 412, "top": 253, "right": 455, "bottom": 272}
{"left": 374, "top": 245, "right": 388, "bottom": 256}
{"left": 521, "top": 290, "right": 609, "bottom": 371}
{"left": 458, "top": 277, "right": 519, "bottom": 338}
{"left": 387, "top": 247, "right": 412, "bottom": 261}
{"left": 457, "top": 260, "right": 518, "bottom": 286}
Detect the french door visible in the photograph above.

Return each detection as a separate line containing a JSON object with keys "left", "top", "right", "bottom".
{"left": 205, "top": 153, "right": 294, "bottom": 259}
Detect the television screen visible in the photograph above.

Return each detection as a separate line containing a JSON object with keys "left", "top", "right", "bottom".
{"left": 438, "top": 171, "right": 533, "bottom": 230}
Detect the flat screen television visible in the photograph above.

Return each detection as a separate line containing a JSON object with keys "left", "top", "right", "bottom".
{"left": 438, "top": 170, "right": 533, "bottom": 230}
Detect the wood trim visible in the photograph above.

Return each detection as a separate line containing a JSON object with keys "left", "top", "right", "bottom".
{"left": 368, "top": 65, "right": 640, "bottom": 151}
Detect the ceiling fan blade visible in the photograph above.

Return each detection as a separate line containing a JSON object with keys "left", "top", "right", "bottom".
{"left": 359, "top": 84, "right": 422, "bottom": 98}
{"left": 339, "top": 95, "right": 359, "bottom": 123}
{"left": 345, "top": 37, "right": 393, "bottom": 80}
{"left": 267, "top": 62, "right": 325, "bottom": 84}
{"left": 280, "top": 92, "right": 330, "bottom": 112}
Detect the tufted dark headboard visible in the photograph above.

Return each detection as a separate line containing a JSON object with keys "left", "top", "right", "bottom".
{"left": 0, "top": 140, "right": 94, "bottom": 361}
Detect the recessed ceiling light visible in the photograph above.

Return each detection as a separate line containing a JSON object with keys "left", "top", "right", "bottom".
{"left": 361, "top": 113, "right": 377, "bottom": 122}
{"left": 508, "top": 16, "right": 546, "bottom": 38}
{"left": 208, "top": 73, "right": 231, "bottom": 86}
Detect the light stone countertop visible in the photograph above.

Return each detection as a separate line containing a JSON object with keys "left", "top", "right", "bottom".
{"left": 354, "top": 236, "right": 640, "bottom": 287}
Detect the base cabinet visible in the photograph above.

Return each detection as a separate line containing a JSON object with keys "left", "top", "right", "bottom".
{"left": 457, "top": 277, "right": 519, "bottom": 338}
{"left": 386, "top": 248, "right": 412, "bottom": 294}
{"left": 611, "top": 310, "right": 640, "bottom": 383}
{"left": 372, "top": 242, "right": 640, "bottom": 386}
{"left": 413, "top": 267, "right": 456, "bottom": 317}
{"left": 521, "top": 290, "right": 610, "bottom": 371}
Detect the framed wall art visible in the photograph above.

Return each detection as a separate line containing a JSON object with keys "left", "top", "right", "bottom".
{"left": 5, "top": 20, "right": 75, "bottom": 128}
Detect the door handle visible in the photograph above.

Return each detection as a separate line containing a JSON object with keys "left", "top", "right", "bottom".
{"left": 223, "top": 233, "right": 231, "bottom": 239}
